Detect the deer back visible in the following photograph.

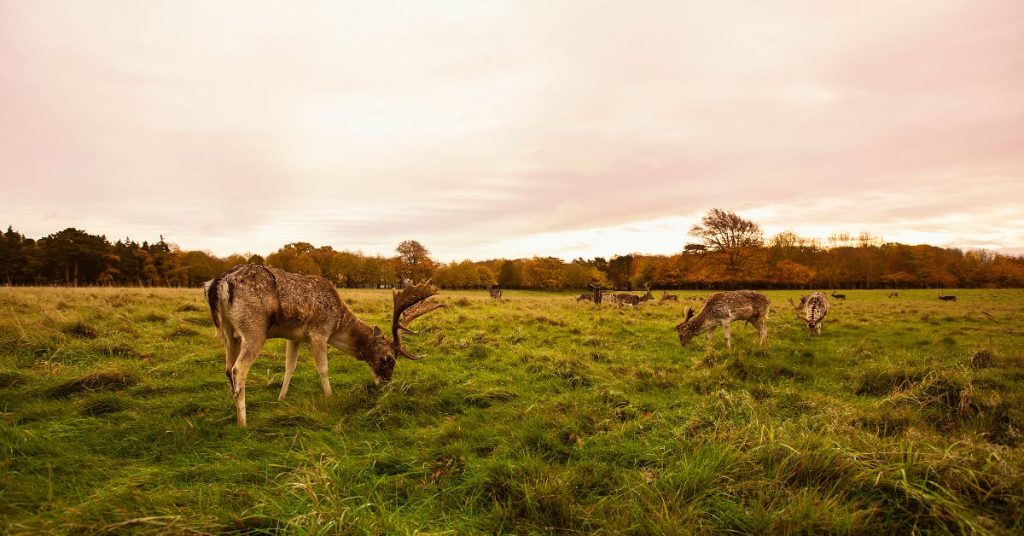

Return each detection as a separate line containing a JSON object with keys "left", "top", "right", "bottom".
{"left": 211, "top": 265, "right": 346, "bottom": 339}
{"left": 803, "top": 292, "right": 829, "bottom": 323}
{"left": 701, "top": 290, "right": 770, "bottom": 322}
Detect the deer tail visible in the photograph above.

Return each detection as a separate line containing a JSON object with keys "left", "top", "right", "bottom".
{"left": 203, "top": 278, "right": 226, "bottom": 334}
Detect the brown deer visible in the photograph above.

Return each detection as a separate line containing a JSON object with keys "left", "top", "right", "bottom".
{"left": 204, "top": 264, "right": 443, "bottom": 426}
{"left": 488, "top": 287, "right": 502, "bottom": 299}
{"left": 614, "top": 290, "right": 653, "bottom": 307}
{"left": 831, "top": 291, "right": 846, "bottom": 300}
{"left": 576, "top": 293, "right": 594, "bottom": 302}
{"left": 888, "top": 292, "right": 899, "bottom": 298}
{"left": 660, "top": 291, "right": 679, "bottom": 302}
{"left": 788, "top": 292, "right": 829, "bottom": 335}
{"left": 676, "top": 290, "right": 770, "bottom": 348}
{"left": 939, "top": 294, "right": 957, "bottom": 302}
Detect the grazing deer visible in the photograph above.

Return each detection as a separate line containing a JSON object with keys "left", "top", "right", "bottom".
{"left": 939, "top": 294, "right": 957, "bottom": 302}
{"left": 676, "top": 290, "right": 770, "bottom": 349}
{"left": 660, "top": 291, "right": 678, "bottom": 302}
{"left": 576, "top": 293, "right": 594, "bottom": 302}
{"left": 888, "top": 292, "right": 899, "bottom": 298}
{"left": 614, "top": 290, "right": 653, "bottom": 307}
{"left": 204, "top": 264, "right": 443, "bottom": 427}
{"left": 831, "top": 291, "right": 846, "bottom": 300}
{"left": 488, "top": 287, "right": 502, "bottom": 299}
{"left": 788, "top": 292, "right": 829, "bottom": 335}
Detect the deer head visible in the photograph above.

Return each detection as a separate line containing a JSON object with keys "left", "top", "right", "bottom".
{"left": 360, "top": 281, "right": 445, "bottom": 385}
{"left": 358, "top": 282, "right": 443, "bottom": 385}
{"left": 675, "top": 307, "right": 698, "bottom": 346}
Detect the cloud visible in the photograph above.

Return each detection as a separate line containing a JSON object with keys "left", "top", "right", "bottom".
{"left": 0, "top": 0, "right": 1021, "bottom": 259}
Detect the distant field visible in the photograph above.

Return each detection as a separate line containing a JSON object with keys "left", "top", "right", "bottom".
{"left": 1, "top": 287, "right": 1022, "bottom": 534}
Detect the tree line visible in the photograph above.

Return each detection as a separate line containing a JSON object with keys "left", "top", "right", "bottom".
{"left": 2, "top": 210, "right": 1023, "bottom": 289}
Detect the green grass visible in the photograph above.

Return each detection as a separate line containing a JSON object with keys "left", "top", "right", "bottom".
{"left": 1, "top": 287, "right": 1022, "bottom": 534}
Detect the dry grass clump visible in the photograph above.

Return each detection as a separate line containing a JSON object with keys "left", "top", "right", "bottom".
{"left": 882, "top": 371, "right": 976, "bottom": 417}
{"left": 49, "top": 368, "right": 140, "bottom": 398}
{"left": 78, "top": 393, "right": 130, "bottom": 416}
{"left": 969, "top": 348, "right": 993, "bottom": 369}
{"left": 168, "top": 327, "right": 199, "bottom": 338}
{"left": 854, "top": 366, "right": 927, "bottom": 396}
{"left": 62, "top": 321, "right": 98, "bottom": 339}
{"left": 0, "top": 369, "right": 27, "bottom": 387}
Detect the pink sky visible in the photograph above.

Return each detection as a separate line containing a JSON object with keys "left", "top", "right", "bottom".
{"left": 1, "top": 1, "right": 1022, "bottom": 260}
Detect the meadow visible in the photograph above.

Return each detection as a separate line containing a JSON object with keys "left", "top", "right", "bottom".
{"left": 1, "top": 286, "right": 1022, "bottom": 534}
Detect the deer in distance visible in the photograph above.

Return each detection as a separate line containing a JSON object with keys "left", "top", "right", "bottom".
{"left": 204, "top": 264, "right": 444, "bottom": 427}
{"left": 488, "top": 287, "right": 502, "bottom": 299}
{"left": 576, "top": 293, "right": 594, "bottom": 302}
{"left": 939, "top": 294, "right": 957, "bottom": 302}
{"left": 831, "top": 291, "right": 846, "bottom": 300}
{"left": 888, "top": 292, "right": 899, "bottom": 298}
{"left": 789, "top": 292, "right": 829, "bottom": 335}
{"left": 660, "top": 291, "right": 679, "bottom": 302}
{"left": 614, "top": 290, "right": 653, "bottom": 307}
{"left": 676, "top": 290, "right": 770, "bottom": 349}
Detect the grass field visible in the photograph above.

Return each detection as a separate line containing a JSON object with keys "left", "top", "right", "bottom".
{"left": 1, "top": 287, "right": 1022, "bottom": 534}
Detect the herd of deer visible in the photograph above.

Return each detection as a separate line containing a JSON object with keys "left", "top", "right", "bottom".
{"left": 576, "top": 289, "right": 682, "bottom": 306}
{"left": 204, "top": 264, "right": 959, "bottom": 426}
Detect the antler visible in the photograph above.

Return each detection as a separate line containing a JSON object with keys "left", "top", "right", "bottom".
{"left": 392, "top": 281, "right": 444, "bottom": 360}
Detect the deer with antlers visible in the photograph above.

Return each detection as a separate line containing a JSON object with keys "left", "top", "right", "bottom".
{"left": 488, "top": 287, "right": 502, "bottom": 299}
{"left": 676, "top": 290, "right": 770, "bottom": 349}
{"left": 204, "top": 264, "right": 443, "bottom": 426}
{"left": 789, "top": 292, "right": 829, "bottom": 335}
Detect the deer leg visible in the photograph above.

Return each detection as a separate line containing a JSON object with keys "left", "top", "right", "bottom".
{"left": 722, "top": 320, "right": 732, "bottom": 348}
{"left": 231, "top": 334, "right": 265, "bottom": 427}
{"left": 757, "top": 317, "right": 767, "bottom": 346}
{"left": 310, "top": 335, "right": 332, "bottom": 397}
{"left": 278, "top": 340, "right": 299, "bottom": 401}
{"left": 222, "top": 334, "right": 241, "bottom": 394}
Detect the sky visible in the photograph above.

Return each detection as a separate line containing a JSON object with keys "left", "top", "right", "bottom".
{"left": 1, "top": 0, "right": 1022, "bottom": 261}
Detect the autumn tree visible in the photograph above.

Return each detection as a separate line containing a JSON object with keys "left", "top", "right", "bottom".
{"left": 689, "top": 209, "right": 764, "bottom": 275}
{"left": 395, "top": 240, "right": 435, "bottom": 284}
{"left": 497, "top": 260, "right": 523, "bottom": 288}
{"left": 267, "top": 242, "right": 321, "bottom": 276}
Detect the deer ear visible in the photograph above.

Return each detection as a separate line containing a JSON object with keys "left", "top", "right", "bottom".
{"left": 685, "top": 307, "right": 694, "bottom": 321}
{"left": 372, "top": 326, "right": 384, "bottom": 338}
